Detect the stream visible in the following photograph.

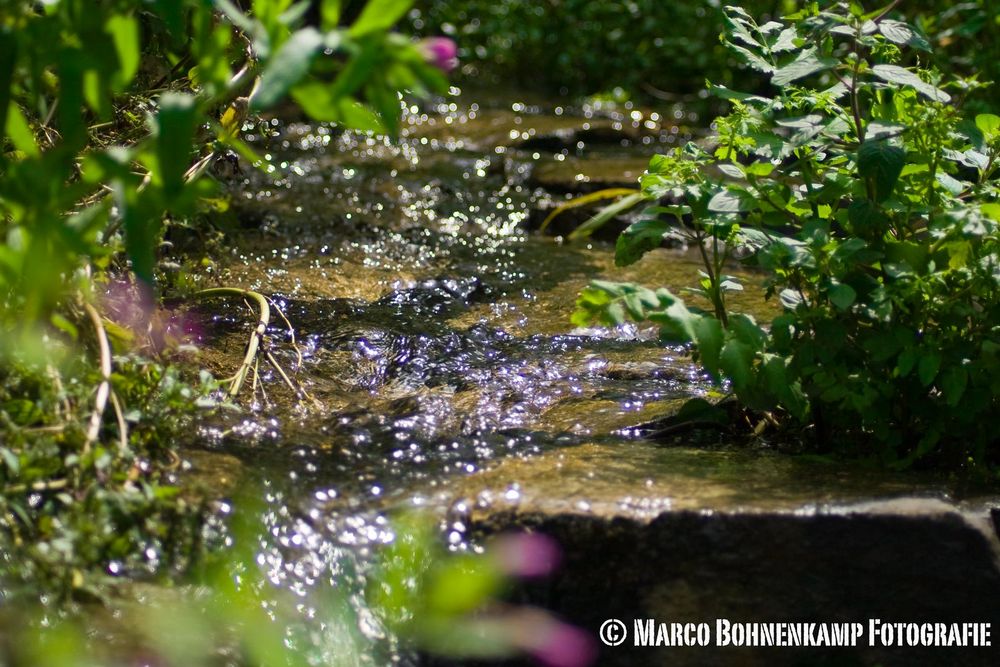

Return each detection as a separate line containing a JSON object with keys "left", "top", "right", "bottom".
{"left": 174, "top": 89, "right": 999, "bottom": 666}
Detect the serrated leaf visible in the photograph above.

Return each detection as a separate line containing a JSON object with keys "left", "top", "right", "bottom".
{"left": 770, "top": 27, "right": 799, "bottom": 52}
{"left": 878, "top": 20, "right": 931, "bottom": 51}
{"left": 615, "top": 217, "right": 672, "bottom": 266}
{"left": 726, "top": 42, "right": 775, "bottom": 74}
{"left": 708, "top": 188, "right": 752, "bottom": 213}
{"left": 858, "top": 140, "right": 905, "bottom": 201}
{"left": 772, "top": 48, "right": 837, "bottom": 86}
{"left": 870, "top": 65, "right": 950, "bottom": 102}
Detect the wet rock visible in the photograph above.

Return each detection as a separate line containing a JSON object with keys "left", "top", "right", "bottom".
{"left": 447, "top": 446, "right": 1000, "bottom": 667}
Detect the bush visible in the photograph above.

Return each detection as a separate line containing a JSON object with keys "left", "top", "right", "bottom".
{"left": 409, "top": 0, "right": 998, "bottom": 110}
{"left": 572, "top": 3, "right": 1000, "bottom": 469}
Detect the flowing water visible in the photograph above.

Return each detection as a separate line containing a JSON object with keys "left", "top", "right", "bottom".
{"left": 173, "top": 89, "right": 992, "bottom": 664}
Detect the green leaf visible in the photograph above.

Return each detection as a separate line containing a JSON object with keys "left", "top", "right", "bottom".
{"left": 939, "top": 366, "right": 967, "bottom": 407}
{"left": 5, "top": 103, "right": 38, "bottom": 157}
{"left": 350, "top": 0, "right": 414, "bottom": 37}
{"left": 154, "top": 92, "right": 198, "bottom": 199}
{"left": 870, "top": 65, "right": 950, "bottom": 103}
{"left": 847, "top": 199, "right": 885, "bottom": 235}
{"left": 975, "top": 114, "right": 1000, "bottom": 140}
{"left": 982, "top": 203, "right": 1000, "bottom": 221}
{"left": 320, "top": 0, "right": 342, "bottom": 29}
{"left": 858, "top": 140, "right": 905, "bottom": 201}
{"left": 708, "top": 188, "right": 752, "bottom": 213}
{"left": 538, "top": 188, "right": 640, "bottom": 234}
{"left": 877, "top": 20, "right": 931, "bottom": 51}
{"left": 615, "top": 217, "right": 672, "bottom": 266}
{"left": 251, "top": 27, "right": 325, "bottom": 111}
{"left": 772, "top": 48, "right": 837, "bottom": 86}
{"left": 568, "top": 192, "right": 646, "bottom": 240}
{"left": 693, "top": 316, "right": 724, "bottom": 380}
{"left": 719, "top": 339, "right": 754, "bottom": 391}
{"left": 291, "top": 82, "right": 385, "bottom": 132}
{"left": 106, "top": 14, "right": 140, "bottom": 90}
{"left": 0, "top": 27, "right": 16, "bottom": 146}
{"left": 917, "top": 353, "right": 941, "bottom": 387}
{"left": 828, "top": 283, "right": 856, "bottom": 310}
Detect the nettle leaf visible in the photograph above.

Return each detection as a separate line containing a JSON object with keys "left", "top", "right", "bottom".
{"left": 870, "top": 65, "right": 950, "bottom": 103}
{"left": 777, "top": 114, "right": 827, "bottom": 145}
{"left": 708, "top": 188, "right": 753, "bottom": 213}
{"left": 769, "top": 27, "right": 799, "bottom": 53}
{"left": 847, "top": 196, "right": 883, "bottom": 235}
{"left": 615, "top": 217, "right": 673, "bottom": 267}
{"left": 858, "top": 140, "right": 905, "bottom": 201}
{"left": 251, "top": 27, "right": 325, "bottom": 111}
{"left": 772, "top": 48, "right": 837, "bottom": 86}
{"left": 726, "top": 42, "right": 775, "bottom": 74}
{"left": 878, "top": 20, "right": 931, "bottom": 51}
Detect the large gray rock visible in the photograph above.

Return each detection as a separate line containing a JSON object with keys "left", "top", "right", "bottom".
{"left": 446, "top": 445, "right": 1000, "bottom": 667}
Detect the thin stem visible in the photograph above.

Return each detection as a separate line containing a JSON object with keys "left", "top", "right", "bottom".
{"left": 194, "top": 288, "right": 270, "bottom": 398}
{"left": 83, "top": 302, "right": 112, "bottom": 456}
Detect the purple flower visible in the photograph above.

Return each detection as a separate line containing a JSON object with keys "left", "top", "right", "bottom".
{"left": 507, "top": 609, "right": 598, "bottom": 667}
{"left": 419, "top": 37, "right": 459, "bottom": 73}
{"left": 491, "top": 532, "right": 561, "bottom": 578}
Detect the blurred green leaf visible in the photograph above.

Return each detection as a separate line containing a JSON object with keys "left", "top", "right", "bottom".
{"left": 251, "top": 27, "right": 325, "bottom": 111}
{"left": 106, "top": 14, "right": 140, "bottom": 90}
{"left": 350, "top": 0, "right": 415, "bottom": 37}
{"left": 154, "top": 92, "right": 198, "bottom": 200}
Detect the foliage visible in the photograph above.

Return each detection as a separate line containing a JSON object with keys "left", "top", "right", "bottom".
{"left": 0, "top": 509, "right": 582, "bottom": 666}
{"left": 572, "top": 2, "right": 1000, "bottom": 468}
{"left": 409, "top": 1, "right": 997, "bottom": 108}
{"left": 0, "top": 0, "right": 447, "bottom": 600}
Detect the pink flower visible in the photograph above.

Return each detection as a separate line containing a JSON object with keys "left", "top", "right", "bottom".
{"left": 491, "top": 532, "right": 561, "bottom": 578}
{"left": 507, "top": 609, "right": 598, "bottom": 667}
{"left": 419, "top": 37, "right": 459, "bottom": 72}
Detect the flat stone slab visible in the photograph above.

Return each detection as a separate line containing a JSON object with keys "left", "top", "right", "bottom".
{"left": 444, "top": 444, "right": 1000, "bottom": 666}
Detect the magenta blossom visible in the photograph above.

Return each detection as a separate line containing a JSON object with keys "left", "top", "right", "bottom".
{"left": 419, "top": 37, "right": 458, "bottom": 73}
{"left": 491, "top": 532, "right": 561, "bottom": 579}
{"left": 508, "top": 608, "right": 598, "bottom": 667}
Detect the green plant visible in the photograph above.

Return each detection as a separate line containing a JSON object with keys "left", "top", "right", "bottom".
{"left": 572, "top": 2, "right": 1000, "bottom": 468}
{"left": 0, "top": 0, "right": 448, "bottom": 599}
